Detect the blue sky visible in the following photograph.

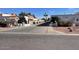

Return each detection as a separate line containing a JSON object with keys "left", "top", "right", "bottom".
{"left": 0, "top": 8, "right": 79, "bottom": 19}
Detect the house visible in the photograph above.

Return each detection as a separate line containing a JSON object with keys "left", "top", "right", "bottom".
{"left": 0, "top": 13, "right": 19, "bottom": 27}
{"left": 18, "top": 14, "right": 39, "bottom": 26}
{"left": 51, "top": 12, "right": 79, "bottom": 26}
{"left": 24, "top": 15, "right": 39, "bottom": 25}
{"left": 27, "top": 15, "right": 39, "bottom": 24}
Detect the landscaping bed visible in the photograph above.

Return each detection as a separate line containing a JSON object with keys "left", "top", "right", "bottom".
{"left": 53, "top": 27, "right": 79, "bottom": 34}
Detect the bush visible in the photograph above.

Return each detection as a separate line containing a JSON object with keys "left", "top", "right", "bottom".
{"left": 0, "top": 20, "right": 9, "bottom": 27}
{"left": 41, "top": 18, "right": 47, "bottom": 22}
{"left": 51, "top": 16, "right": 60, "bottom": 23}
{"left": 18, "top": 16, "right": 27, "bottom": 24}
{"left": 58, "top": 21, "right": 72, "bottom": 27}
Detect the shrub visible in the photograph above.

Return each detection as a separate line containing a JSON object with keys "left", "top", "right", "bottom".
{"left": 58, "top": 21, "right": 72, "bottom": 27}
{"left": 0, "top": 20, "right": 9, "bottom": 27}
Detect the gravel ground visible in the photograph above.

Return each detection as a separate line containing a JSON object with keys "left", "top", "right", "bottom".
{"left": 53, "top": 27, "right": 79, "bottom": 34}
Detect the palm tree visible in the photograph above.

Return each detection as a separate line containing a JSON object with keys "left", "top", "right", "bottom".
{"left": 27, "top": 13, "right": 32, "bottom": 15}
{"left": 44, "top": 12, "right": 48, "bottom": 22}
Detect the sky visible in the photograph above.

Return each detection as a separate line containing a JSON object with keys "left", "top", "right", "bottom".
{"left": 0, "top": 8, "right": 79, "bottom": 19}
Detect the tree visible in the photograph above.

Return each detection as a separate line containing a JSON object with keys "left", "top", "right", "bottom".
{"left": 18, "top": 17, "right": 27, "bottom": 24}
{"left": 44, "top": 12, "right": 48, "bottom": 17}
{"left": 19, "top": 12, "right": 27, "bottom": 17}
{"left": 27, "top": 13, "right": 32, "bottom": 15}
{"left": 44, "top": 12, "right": 48, "bottom": 22}
{"left": 51, "top": 16, "right": 60, "bottom": 24}
{"left": 0, "top": 20, "right": 9, "bottom": 27}
{"left": 41, "top": 18, "right": 46, "bottom": 22}
{"left": 18, "top": 12, "right": 27, "bottom": 24}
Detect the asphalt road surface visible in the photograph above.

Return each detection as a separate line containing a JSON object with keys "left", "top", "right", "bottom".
{"left": 0, "top": 33, "right": 79, "bottom": 50}
{"left": 38, "top": 22, "right": 50, "bottom": 26}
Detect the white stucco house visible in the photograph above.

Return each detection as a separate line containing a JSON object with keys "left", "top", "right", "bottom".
{"left": 51, "top": 12, "right": 79, "bottom": 26}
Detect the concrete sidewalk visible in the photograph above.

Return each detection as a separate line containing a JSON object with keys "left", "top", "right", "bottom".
{"left": 1, "top": 26, "right": 79, "bottom": 35}
{"left": 0, "top": 23, "right": 37, "bottom": 32}
{"left": 0, "top": 27, "right": 17, "bottom": 32}
{"left": 0, "top": 25, "right": 32, "bottom": 32}
{"left": 47, "top": 27, "right": 66, "bottom": 34}
{"left": 28, "top": 26, "right": 67, "bottom": 35}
